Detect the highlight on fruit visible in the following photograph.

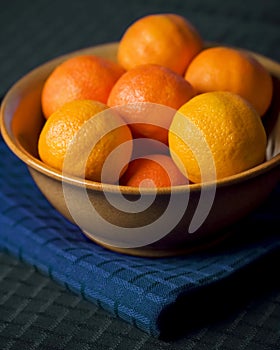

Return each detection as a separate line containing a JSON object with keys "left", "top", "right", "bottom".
{"left": 37, "top": 13, "right": 273, "bottom": 188}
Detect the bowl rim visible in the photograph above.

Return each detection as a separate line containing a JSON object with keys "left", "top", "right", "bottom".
{"left": 1, "top": 42, "right": 280, "bottom": 195}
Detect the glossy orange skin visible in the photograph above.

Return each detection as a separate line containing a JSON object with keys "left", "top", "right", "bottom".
{"left": 41, "top": 54, "right": 125, "bottom": 119}
{"left": 185, "top": 46, "right": 273, "bottom": 116}
{"left": 107, "top": 63, "right": 195, "bottom": 144}
{"left": 117, "top": 13, "right": 203, "bottom": 75}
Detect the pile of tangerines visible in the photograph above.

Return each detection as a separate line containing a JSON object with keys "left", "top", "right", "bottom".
{"left": 38, "top": 13, "right": 273, "bottom": 187}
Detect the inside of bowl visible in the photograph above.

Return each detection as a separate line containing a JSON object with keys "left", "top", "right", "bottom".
{"left": 12, "top": 89, "right": 45, "bottom": 159}
{"left": 5, "top": 50, "right": 280, "bottom": 171}
{"left": 264, "top": 77, "right": 280, "bottom": 160}
{"left": 264, "top": 76, "right": 280, "bottom": 160}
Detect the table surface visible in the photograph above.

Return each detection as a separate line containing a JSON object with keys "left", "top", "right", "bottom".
{"left": 0, "top": 1, "right": 280, "bottom": 349}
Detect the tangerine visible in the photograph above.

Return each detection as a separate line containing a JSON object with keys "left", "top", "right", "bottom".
{"left": 117, "top": 13, "right": 203, "bottom": 75}
{"left": 41, "top": 54, "right": 125, "bottom": 119}
{"left": 107, "top": 64, "right": 195, "bottom": 144}
{"left": 38, "top": 99, "right": 133, "bottom": 184}
{"left": 184, "top": 46, "right": 273, "bottom": 116}
{"left": 120, "top": 154, "right": 189, "bottom": 188}
{"left": 169, "top": 91, "right": 267, "bottom": 183}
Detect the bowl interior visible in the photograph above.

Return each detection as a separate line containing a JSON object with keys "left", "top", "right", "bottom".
{"left": 1, "top": 42, "right": 280, "bottom": 194}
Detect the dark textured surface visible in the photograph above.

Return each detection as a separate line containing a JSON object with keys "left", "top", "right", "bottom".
{"left": 1, "top": 250, "right": 280, "bottom": 350}
{"left": 0, "top": 0, "right": 279, "bottom": 98}
{"left": 0, "top": 0, "right": 280, "bottom": 348}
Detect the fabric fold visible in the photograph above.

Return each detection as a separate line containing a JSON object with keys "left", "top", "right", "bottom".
{"left": 0, "top": 137, "right": 279, "bottom": 338}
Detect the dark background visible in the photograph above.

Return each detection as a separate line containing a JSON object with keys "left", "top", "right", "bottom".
{"left": 1, "top": 0, "right": 279, "bottom": 98}
{"left": 0, "top": 0, "right": 280, "bottom": 349}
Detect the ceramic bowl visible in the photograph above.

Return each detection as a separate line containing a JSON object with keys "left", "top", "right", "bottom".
{"left": 1, "top": 42, "right": 280, "bottom": 257}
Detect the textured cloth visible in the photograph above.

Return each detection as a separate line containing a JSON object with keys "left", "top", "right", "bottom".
{"left": 0, "top": 0, "right": 280, "bottom": 347}
{"left": 1, "top": 136, "right": 280, "bottom": 338}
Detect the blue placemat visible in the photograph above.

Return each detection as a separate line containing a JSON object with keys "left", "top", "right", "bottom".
{"left": 0, "top": 134, "right": 280, "bottom": 338}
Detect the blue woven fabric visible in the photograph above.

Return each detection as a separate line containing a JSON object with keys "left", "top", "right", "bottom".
{"left": 0, "top": 135, "right": 279, "bottom": 338}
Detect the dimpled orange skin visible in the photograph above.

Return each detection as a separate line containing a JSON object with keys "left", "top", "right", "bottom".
{"left": 107, "top": 63, "right": 195, "bottom": 144}
{"left": 38, "top": 100, "right": 133, "bottom": 184}
{"left": 184, "top": 46, "right": 273, "bottom": 116}
{"left": 169, "top": 91, "right": 267, "bottom": 183}
{"left": 120, "top": 154, "right": 189, "bottom": 188}
{"left": 117, "top": 13, "right": 203, "bottom": 75}
{"left": 41, "top": 54, "right": 125, "bottom": 119}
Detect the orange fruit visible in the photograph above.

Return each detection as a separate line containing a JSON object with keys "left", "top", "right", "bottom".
{"left": 38, "top": 99, "right": 133, "bottom": 184}
{"left": 117, "top": 13, "right": 203, "bottom": 75}
{"left": 107, "top": 63, "right": 195, "bottom": 144}
{"left": 169, "top": 91, "right": 267, "bottom": 183}
{"left": 184, "top": 46, "right": 273, "bottom": 116}
{"left": 120, "top": 154, "right": 189, "bottom": 188}
{"left": 41, "top": 55, "right": 125, "bottom": 119}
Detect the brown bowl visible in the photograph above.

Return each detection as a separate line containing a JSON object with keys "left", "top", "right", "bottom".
{"left": 1, "top": 42, "right": 280, "bottom": 257}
